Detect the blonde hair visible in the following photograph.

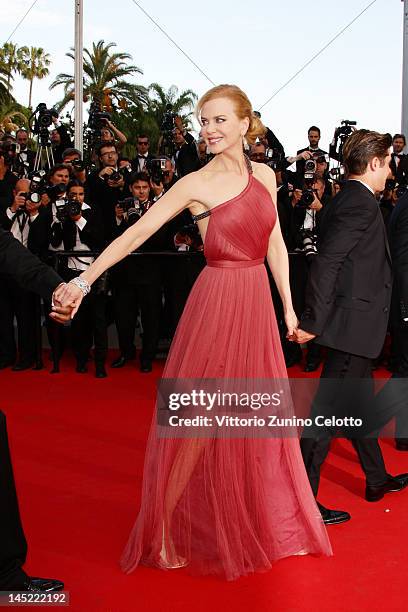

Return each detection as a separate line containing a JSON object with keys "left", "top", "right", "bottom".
{"left": 196, "top": 84, "right": 266, "bottom": 145}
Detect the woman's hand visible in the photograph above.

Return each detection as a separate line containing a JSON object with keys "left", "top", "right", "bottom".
{"left": 53, "top": 282, "right": 84, "bottom": 317}
{"left": 285, "top": 309, "right": 299, "bottom": 341}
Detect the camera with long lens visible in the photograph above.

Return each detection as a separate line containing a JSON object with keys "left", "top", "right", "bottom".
{"left": 103, "top": 165, "right": 131, "bottom": 183}
{"left": 54, "top": 198, "right": 82, "bottom": 223}
{"left": 385, "top": 178, "right": 408, "bottom": 198}
{"left": 295, "top": 159, "right": 317, "bottom": 209}
{"left": 146, "top": 158, "right": 167, "bottom": 184}
{"left": 299, "top": 228, "right": 318, "bottom": 258}
{"left": 117, "top": 196, "right": 142, "bottom": 225}
{"left": 18, "top": 191, "right": 42, "bottom": 208}
{"left": 0, "top": 142, "right": 21, "bottom": 166}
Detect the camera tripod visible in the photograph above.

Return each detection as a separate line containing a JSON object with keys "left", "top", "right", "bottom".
{"left": 33, "top": 130, "right": 55, "bottom": 171}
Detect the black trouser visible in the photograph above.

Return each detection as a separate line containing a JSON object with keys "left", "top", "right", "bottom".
{"left": 114, "top": 283, "right": 161, "bottom": 361}
{"left": 0, "top": 411, "right": 28, "bottom": 589}
{"left": 0, "top": 277, "right": 38, "bottom": 365}
{"left": 300, "top": 348, "right": 388, "bottom": 497}
{"left": 391, "top": 325, "right": 408, "bottom": 438}
{"left": 65, "top": 269, "right": 108, "bottom": 366}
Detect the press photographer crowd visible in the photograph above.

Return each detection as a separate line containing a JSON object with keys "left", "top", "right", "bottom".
{"left": 1, "top": 101, "right": 407, "bottom": 379}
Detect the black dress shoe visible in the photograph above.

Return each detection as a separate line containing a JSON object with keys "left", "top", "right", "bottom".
{"left": 366, "top": 474, "right": 408, "bottom": 501}
{"left": 76, "top": 362, "right": 87, "bottom": 374}
{"left": 111, "top": 356, "right": 128, "bottom": 368}
{"left": 285, "top": 354, "right": 302, "bottom": 368}
{"left": 23, "top": 577, "right": 64, "bottom": 592}
{"left": 140, "top": 358, "right": 152, "bottom": 373}
{"left": 304, "top": 360, "right": 321, "bottom": 373}
{"left": 95, "top": 364, "right": 107, "bottom": 378}
{"left": 12, "top": 361, "right": 35, "bottom": 372}
{"left": 396, "top": 439, "right": 408, "bottom": 451}
{"left": 0, "top": 360, "right": 14, "bottom": 370}
{"left": 317, "top": 502, "right": 351, "bottom": 525}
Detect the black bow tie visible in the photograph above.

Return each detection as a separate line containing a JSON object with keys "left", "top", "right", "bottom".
{"left": 138, "top": 154, "right": 148, "bottom": 159}
{"left": 394, "top": 154, "right": 402, "bottom": 158}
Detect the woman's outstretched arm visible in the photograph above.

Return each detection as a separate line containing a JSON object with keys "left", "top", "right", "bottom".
{"left": 56, "top": 174, "right": 196, "bottom": 311}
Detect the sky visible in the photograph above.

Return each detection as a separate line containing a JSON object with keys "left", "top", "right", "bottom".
{"left": 0, "top": 0, "right": 405, "bottom": 154}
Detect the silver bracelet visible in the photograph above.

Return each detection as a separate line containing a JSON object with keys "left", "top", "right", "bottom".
{"left": 69, "top": 276, "right": 91, "bottom": 296}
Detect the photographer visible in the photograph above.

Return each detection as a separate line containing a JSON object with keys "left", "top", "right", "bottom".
{"left": 197, "top": 139, "right": 210, "bottom": 167}
{"left": 0, "top": 143, "right": 18, "bottom": 208}
{"left": 86, "top": 142, "right": 129, "bottom": 242}
{"left": 0, "top": 178, "right": 51, "bottom": 370}
{"left": 51, "top": 180, "right": 107, "bottom": 377}
{"left": 99, "top": 119, "right": 127, "bottom": 150}
{"left": 284, "top": 176, "right": 328, "bottom": 371}
{"left": 172, "top": 116, "right": 200, "bottom": 177}
{"left": 62, "top": 148, "right": 87, "bottom": 184}
{"left": 50, "top": 115, "right": 73, "bottom": 164}
{"left": 296, "top": 126, "right": 327, "bottom": 175}
{"left": 390, "top": 134, "right": 408, "bottom": 184}
{"left": 111, "top": 172, "right": 167, "bottom": 373}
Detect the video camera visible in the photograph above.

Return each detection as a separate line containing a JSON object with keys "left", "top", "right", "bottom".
{"left": 159, "top": 104, "right": 177, "bottom": 157}
{"left": 88, "top": 100, "right": 112, "bottom": 131}
{"left": 30, "top": 103, "right": 58, "bottom": 142}
{"left": 329, "top": 119, "right": 357, "bottom": 164}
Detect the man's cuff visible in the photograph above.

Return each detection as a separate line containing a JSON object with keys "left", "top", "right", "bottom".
{"left": 7, "top": 207, "right": 16, "bottom": 219}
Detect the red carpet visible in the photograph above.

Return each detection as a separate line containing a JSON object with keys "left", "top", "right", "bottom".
{"left": 1, "top": 355, "right": 407, "bottom": 611}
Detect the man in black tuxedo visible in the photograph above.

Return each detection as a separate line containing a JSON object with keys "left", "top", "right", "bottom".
{"left": 16, "top": 130, "right": 36, "bottom": 175}
{"left": 0, "top": 179, "right": 51, "bottom": 370}
{"left": 296, "top": 125, "right": 327, "bottom": 176}
{"left": 295, "top": 130, "right": 408, "bottom": 524}
{"left": 390, "top": 133, "right": 408, "bottom": 184}
{"left": 0, "top": 227, "right": 71, "bottom": 592}
{"left": 131, "top": 134, "right": 154, "bottom": 173}
{"left": 388, "top": 191, "right": 408, "bottom": 450}
{"left": 172, "top": 116, "right": 200, "bottom": 177}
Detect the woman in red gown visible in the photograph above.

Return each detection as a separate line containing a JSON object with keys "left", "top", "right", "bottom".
{"left": 57, "top": 84, "right": 332, "bottom": 580}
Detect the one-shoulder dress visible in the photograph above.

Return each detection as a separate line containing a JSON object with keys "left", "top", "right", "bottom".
{"left": 121, "top": 166, "right": 332, "bottom": 580}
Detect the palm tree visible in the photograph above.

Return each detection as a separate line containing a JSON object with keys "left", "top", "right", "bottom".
{"left": 147, "top": 83, "right": 198, "bottom": 127}
{"left": 0, "top": 42, "right": 25, "bottom": 93}
{"left": 20, "top": 46, "right": 51, "bottom": 109}
{"left": 49, "top": 40, "right": 147, "bottom": 111}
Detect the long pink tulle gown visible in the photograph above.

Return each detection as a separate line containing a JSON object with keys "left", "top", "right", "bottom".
{"left": 121, "top": 162, "right": 332, "bottom": 580}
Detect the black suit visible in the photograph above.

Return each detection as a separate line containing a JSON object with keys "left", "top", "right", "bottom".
{"left": 0, "top": 228, "right": 62, "bottom": 589}
{"left": 112, "top": 201, "right": 167, "bottom": 362}
{"left": 390, "top": 153, "right": 408, "bottom": 184}
{"left": 0, "top": 209, "right": 52, "bottom": 365}
{"left": 175, "top": 132, "right": 200, "bottom": 177}
{"left": 388, "top": 192, "right": 408, "bottom": 438}
{"left": 131, "top": 153, "right": 155, "bottom": 174}
{"left": 300, "top": 181, "right": 392, "bottom": 496}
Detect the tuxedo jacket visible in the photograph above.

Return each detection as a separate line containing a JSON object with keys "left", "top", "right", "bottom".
{"left": 1, "top": 207, "right": 51, "bottom": 260}
{"left": 301, "top": 180, "right": 392, "bottom": 358}
{"left": 0, "top": 227, "right": 61, "bottom": 299}
{"left": 131, "top": 153, "right": 155, "bottom": 174}
{"left": 50, "top": 205, "right": 104, "bottom": 253}
{"left": 388, "top": 192, "right": 408, "bottom": 327}
{"left": 390, "top": 153, "right": 408, "bottom": 184}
